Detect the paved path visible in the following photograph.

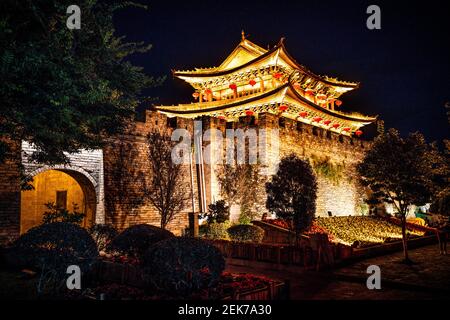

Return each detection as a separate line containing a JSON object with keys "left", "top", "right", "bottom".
{"left": 225, "top": 244, "right": 450, "bottom": 300}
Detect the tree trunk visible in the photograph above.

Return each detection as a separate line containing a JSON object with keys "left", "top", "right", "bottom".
{"left": 401, "top": 215, "right": 410, "bottom": 262}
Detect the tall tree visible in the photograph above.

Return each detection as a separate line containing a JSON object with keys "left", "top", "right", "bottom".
{"left": 265, "top": 154, "right": 317, "bottom": 239}
{"left": 357, "top": 128, "right": 447, "bottom": 262}
{"left": 0, "top": 0, "right": 162, "bottom": 165}
{"left": 146, "top": 131, "right": 190, "bottom": 229}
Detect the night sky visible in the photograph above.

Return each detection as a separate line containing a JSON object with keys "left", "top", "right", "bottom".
{"left": 114, "top": 0, "right": 449, "bottom": 142}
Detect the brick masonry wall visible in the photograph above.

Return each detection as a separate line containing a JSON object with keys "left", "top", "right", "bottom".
{"left": 103, "top": 111, "right": 200, "bottom": 235}
{"left": 0, "top": 139, "right": 21, "bottom": 243}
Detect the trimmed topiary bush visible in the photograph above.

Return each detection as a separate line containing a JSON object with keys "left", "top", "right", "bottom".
{"left": 88, "top": 224, "right": 118, "bottom": 252}
{"left": 142, "top": 237, "right": 225, "bottom": 295}
{"left": 204, "top": 221, "right": 231, "bottom": 240}
{"left": 5, "top": 222, "right": 98, "bottom": 294}
{"left": 227, "top": 224, "right": 265, "bottom": 243}
{"left": 7, "top": 222, "right": 98, "bottom": 271}
{"left": 107, "top": 224, "right": 174, "bottom": 260}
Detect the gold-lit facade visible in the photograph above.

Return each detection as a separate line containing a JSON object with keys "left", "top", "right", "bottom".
{"left": 157, "top": 33, "right": 377, "bottom": 136}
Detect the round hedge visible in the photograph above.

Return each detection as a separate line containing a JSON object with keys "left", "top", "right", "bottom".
{"left": 88, "top": 224, "right": 118, "bottom": 252}
{"left": 227, "top": 224, "right": 265, "bottom": 243}
{"left": 204, "top": 221, "right": 231, "bottom": 240}
{"left": 7, "top": 222, "right": 98, "bottom": 273}
{"left": 107, "top": 224, "right": 174, "bottom": 259}
{"left": 142, "top": 237, "right": 225, "bottom": 295}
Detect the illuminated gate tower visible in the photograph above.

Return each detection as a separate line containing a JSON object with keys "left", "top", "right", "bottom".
{"left": 156, "top": 32, "right": 377, "bottom": 218}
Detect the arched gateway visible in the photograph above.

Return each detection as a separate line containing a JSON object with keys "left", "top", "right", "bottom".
{"left": 20, "top": 142, "right": 105, "bottom": 233}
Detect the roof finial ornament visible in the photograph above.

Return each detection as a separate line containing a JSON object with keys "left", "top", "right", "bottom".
{"left": 241, "top": 30, "right": 245, "bottom": 41}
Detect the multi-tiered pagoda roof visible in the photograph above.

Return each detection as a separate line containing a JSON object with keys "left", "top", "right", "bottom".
{"left": 156, "top": 32, "right": 377, "bottom": 136}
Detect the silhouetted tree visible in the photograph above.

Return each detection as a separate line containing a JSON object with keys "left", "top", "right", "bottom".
{"left": 0, "top": 0, "right": 163, "bottom": 164}
{"left": 146, "top": 131, "right": 189, "bottom": 229}
{"left": 357, "top": 128, "right": 447, "bottom": 262}
{"left": 265, "top": 154, "right": 317, "bottom": 239}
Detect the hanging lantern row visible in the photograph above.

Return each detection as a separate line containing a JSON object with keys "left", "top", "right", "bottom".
{"left": 312, "top": 117, "right": 322, "bottom": 122}
{"left": 299, "top": 111, "right": 308, "bottom": 118}
{"left": 279, "top": 105, "right": 288, "bottom": 112}
{"left": 273, "top": 72, "right": 283, "bottom": 79}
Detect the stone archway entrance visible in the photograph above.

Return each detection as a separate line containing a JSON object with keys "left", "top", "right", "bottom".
{"left": 20, "top": 168, "right": 97, "bottom": 233}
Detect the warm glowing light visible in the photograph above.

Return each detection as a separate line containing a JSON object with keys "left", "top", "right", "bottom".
{"left": 335, "top": 99, "right": 343, "bottom": 106}
{"left": 204, "top": 88, "right": 212, "bottom": 94}
{"left": 355, "top": 130, "right": 363, "bottom": 137}
{"left": 273, "top": 72, "right": 282, "bottom": 79}
{"left": 323, "top": 120, "right": 331, "bottom": 125}
{"left": 249, "top": 79, "right": 256, "bottom": 86}
{"left": 245, "top": 110, "right": 254, "bottom": 116}
{"left": 342, "top": 127, "right": 351, "bottom": 132}
{"left": 229, "top": 83, "right": 237, "bottom": 90}
{"left": 332, "top": 123, "right": 340, "bottom": 128}
{"left": 279, "top": 105, "right": 288, "bottom": 112}
{"left": 299, "top": 111, "right": 308, "bottom": 118}
{"left": 313, "top": 117, "right": 322, "bottom": 122}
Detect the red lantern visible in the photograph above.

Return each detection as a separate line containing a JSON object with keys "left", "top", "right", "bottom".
{"left": 332, "top": 123, "right": 340, "bottom": 129}
{"left": 218, "top": 115, "right": 226, "bottom": 120}
{"left": 355, "top": 130, "right": 363, "bottom": 137}
{"left": 305, "top": 89, "right": 314, "bottom": 95}
{"left": 229, "top": 83, "right": 237, "bottom": 90}
{"left": 204, "top": 88, "right": 212, "bottom": 94}
{"left": 245, "top": 110, "right": 254, "bottom": 116}
{"left": 335, "top": 99, "right": 342, "bottom": 107}
{"left": 342, "top": 127, "right": 351, "bottom": 132}
{"left": 192, "top": 92, "right": 199, "bottom": 99}
{"left": 313, "top": 117, "right": 322, "bottom": 122}
{"left": 299, "top": 111, "right": 308, "bottom": 118}
{"left": 249, "top": 79, "right": 256, "bottom": 86}
{"left": 279, "top": 105, "right": 288, "bottom": 112}
{"left": 323, "top": 120, "right": 331, "bottom": 125}
{"left": 273, "top": 72, "right": 282, "bottom": 79}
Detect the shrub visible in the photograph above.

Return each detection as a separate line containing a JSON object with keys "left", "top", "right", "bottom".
{"left": 200, "top": 200, "right": 230, "bottom": 224}
{"left": 88, "top": 224, "right": 118, "bottom": 252}
{"left": 42, "top": 202, "right": 86, "bottom": 225}
{"left": 227, "top": 224, "right": 265, "bottom": 243}
{"left": 6, "top": 222, "right": 98, "bottom": 294}
{"left": 204, "top": 221, "right": 231, "bottom": 240}
{"left": 142, "top": 237, "right": 225, "bottom": 295}
{"left": 107, "top": 224, "right": 174, "bottom": 260}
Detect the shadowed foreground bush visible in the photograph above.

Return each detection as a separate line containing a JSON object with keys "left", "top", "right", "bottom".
{"left": 107, "top": 224, "right": 174, "bottom": 260}
{"left": 89, "top": 224, "right": 118, "bottom": 252}
{"left": 142, "top": 237, "right": 225, "bottom": 295}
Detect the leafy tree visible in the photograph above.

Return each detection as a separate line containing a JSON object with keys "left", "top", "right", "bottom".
{"left": 200, "top": 200, "right": 230, "bottom": 224}
{"left": 216, "top": 163, "right": 262, "bottom": 222}
{"left": 265, "top": 154, "right": 318, "bottom": 239}
{"left": 357, "top": 129, "right": 447, "bottom": 262}
{"left": 0, "top": 0, "right": 162, "bottom": 165}
{"left": 146, "top": 131, "right": 190, "bottom": 229}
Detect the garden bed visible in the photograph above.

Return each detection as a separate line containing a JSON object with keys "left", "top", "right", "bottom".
{"left": 85, "top": 259, "right": 287, "bottom": 300}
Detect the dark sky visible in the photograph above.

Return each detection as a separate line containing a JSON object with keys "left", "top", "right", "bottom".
{"left": 113, "top": 0, "right": 450, "bottom": 142}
